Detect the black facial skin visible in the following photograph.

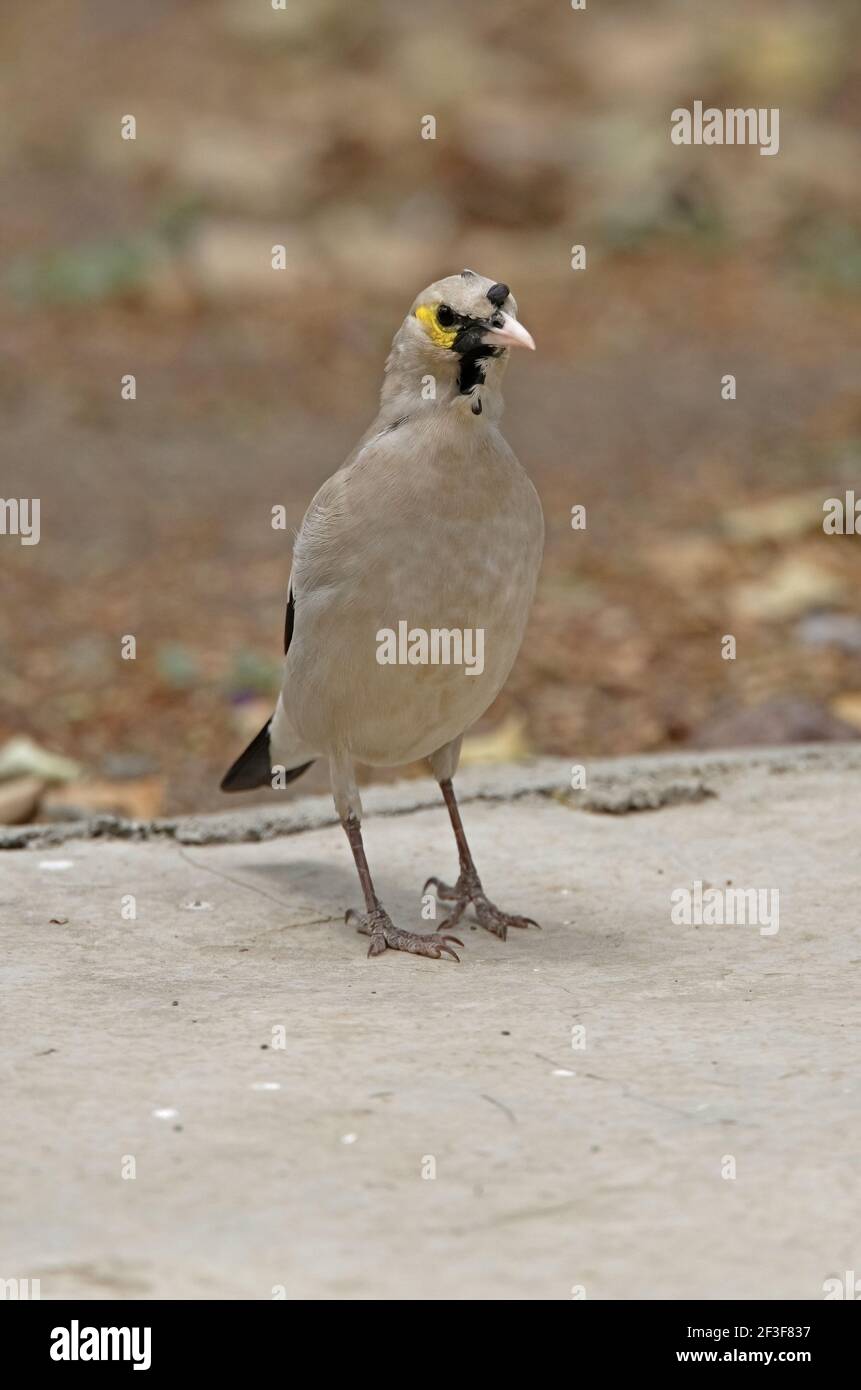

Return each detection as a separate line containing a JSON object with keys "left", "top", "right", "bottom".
{"left": 457, "top": 346, "right": 498, "bottom": 398}
{"left": 454, "top": 318, "right": 503, "bottom": 398}
{"left": 446, "top": 283, "right": 510, "bottom": 354}
{"left": 452, "top": 320, "right": 497, "bottom": 355}
{"left": 434, "top": 286, "right": 512, "bottom": 398}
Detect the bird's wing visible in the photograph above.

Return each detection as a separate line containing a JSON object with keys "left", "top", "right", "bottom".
{"left": 281, "top": 478, "right": 345, "bottom": 660}
{"left": 289, "top": 437, "right": 390, "bottom": 607}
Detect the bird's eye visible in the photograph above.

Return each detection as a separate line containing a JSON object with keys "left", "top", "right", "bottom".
{"left": 436, "top": 304, "right": 455, "bottom": 328}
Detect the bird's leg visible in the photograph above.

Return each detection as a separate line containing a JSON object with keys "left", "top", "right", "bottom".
{"left": 424, "top": 779, "right": 540, "bottom": 942}
{"left": 341, "top": 815, "right": 463, "bottom": 962}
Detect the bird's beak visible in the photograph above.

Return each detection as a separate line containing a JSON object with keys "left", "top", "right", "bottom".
{"left": 482, "top": 312, "right": 536, "bottom": 352}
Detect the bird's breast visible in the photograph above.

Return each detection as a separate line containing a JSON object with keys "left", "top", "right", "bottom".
{"left": 284, "top": 426, "right": 543, "bottom": 765}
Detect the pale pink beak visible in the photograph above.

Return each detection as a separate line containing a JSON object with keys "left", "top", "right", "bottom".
{"left": 482, "top": 311, "right": 536, "bottom": 352}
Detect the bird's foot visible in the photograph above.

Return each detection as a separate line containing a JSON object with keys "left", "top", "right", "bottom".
{"left": 346, "top": 905, "right": 463, "bottom": 962}
{"left": 424, "top": 867, "right": 540, "bottom": 942}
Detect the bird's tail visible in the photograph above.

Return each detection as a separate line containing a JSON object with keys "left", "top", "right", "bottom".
{"left": 220, "top": 715, "right": 315, "bottom": 793}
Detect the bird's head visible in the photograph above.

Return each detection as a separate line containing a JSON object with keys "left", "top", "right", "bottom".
{"left": 382, "top": 269, "right": 535, "bottom": 421}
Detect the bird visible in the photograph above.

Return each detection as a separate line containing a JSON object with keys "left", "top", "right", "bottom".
{"left": 221, "top": 269, "right": 544, "bottom": 962}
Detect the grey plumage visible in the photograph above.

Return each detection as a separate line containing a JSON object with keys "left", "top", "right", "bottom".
{"left": 223, "top": 271, "right": 544, "bottom": 960}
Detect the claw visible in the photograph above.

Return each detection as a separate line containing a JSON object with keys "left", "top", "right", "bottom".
{"left": 423, "top": 868, "right": 541, "bottom": 941}
{"left": 348, "top": 905, "right": 463, "bottom": 962}
{"left": 424, "top": 876, "right": 461, "bottom": 902}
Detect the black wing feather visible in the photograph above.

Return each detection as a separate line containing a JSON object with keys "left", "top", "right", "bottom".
{"left": 284, "top": 587, "right": 295, "bottom": 655}
{"left": 220, "top": 587, "right": 315, "bottom": 793}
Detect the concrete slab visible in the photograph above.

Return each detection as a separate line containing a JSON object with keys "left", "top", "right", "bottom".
{"left": 1, "top": 748, "right": 859, "bottom": 1300}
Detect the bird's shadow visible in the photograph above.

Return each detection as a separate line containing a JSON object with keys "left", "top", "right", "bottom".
{"left": 232, "top": 854, "right": 436, "bottom": 923}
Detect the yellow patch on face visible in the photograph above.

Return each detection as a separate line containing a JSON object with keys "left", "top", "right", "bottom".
{"left": 415, "top": 303, "right": 458, "bottom": 350}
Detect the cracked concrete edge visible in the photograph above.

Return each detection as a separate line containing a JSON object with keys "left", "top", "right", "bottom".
{"left": 2, "top": 741, "right": 860, "bottom": 850}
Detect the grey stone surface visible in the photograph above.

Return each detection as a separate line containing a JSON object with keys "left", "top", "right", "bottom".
{"left": 2, "top": 747, "right": 859, "bottom": 1299}
{"left": 5, "top": 741, "right": 861, "bottom": 849}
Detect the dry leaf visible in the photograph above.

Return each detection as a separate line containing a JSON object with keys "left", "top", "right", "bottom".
{"left": 721, "top": 491, "right": 826, "bottom": 543}
{"left": 0, "top": 737, "right": 81, "bottom": 785}
{"left": 731, "top": 559, "right": 844, "bottom": 621}
{"left": 0, "top": 776, "right": 47, "bottom": 825}
{"left": 830, "top": 693, "right": 861, "bottom": 730}
{"left": 460, "top": 715, "right": 531, "bottom": 766}
{"left": 42, "top": 777, "right": 165, "bottom": 821}
{"left": 641, "top": 535, "right": 726, "bottom": 584}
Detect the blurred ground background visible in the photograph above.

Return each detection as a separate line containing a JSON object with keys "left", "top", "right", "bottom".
{"left": 1, "top": 0, "right": 860, "bottom": 819}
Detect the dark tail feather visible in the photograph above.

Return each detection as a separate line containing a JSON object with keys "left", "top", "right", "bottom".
{"left": 220, "top": 719, "right": 315, "bottom": 793}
